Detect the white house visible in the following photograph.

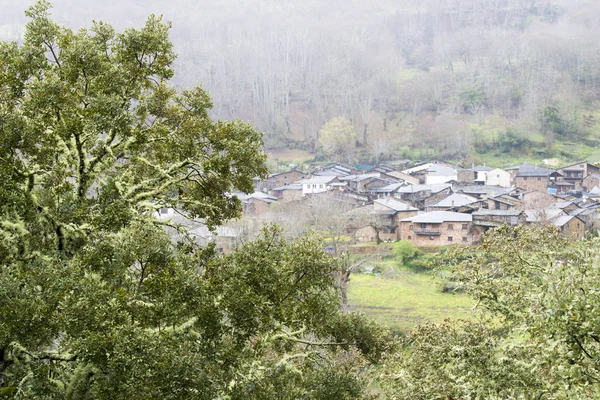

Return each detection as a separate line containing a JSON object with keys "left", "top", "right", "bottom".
{"left": 425, "top": 164, "right": 458, "bottom": 185}
{"left": 297, "top": 176, "right": 340, "bottom": 196}
{"left": 485, "top": 168, "right": 511, "bottom": 187}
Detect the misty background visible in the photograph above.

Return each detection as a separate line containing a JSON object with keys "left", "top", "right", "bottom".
{"left": 2, "top": 0, "right": 600, "bottom": 165}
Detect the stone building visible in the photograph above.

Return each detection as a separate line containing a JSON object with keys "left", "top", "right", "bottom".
{"left": 399, "top": 211, "right": 477, "bottom": 246}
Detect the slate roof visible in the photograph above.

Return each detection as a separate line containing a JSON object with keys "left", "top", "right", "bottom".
{"left": 374, "top": 198, "right": 418, "bottom": 212}
{"left": 429, "top": 193, "right": 479, "bottom": 208}
{"left": 472, "top": 210, "right": 523, "bottom": 217}
{"left": 396, "top": 184, "right": 452, "bottom": 194}
{"left": 272, "top": 183, "right": 303, "bottom": 191}
{"left": 401, "top": 211, "right": 472, "bottom": 223}
{"left": 297, "top": 176, "right": 338, "bottom": 185}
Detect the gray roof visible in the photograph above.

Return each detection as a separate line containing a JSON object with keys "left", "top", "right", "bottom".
{"left": 427, "top": 164, "right": 457, "bottom": 177}
{"left": 297, "top": 176, "right": 338, "bottom": 185}
{"left": 235, "top": 191, "right": 278, "bottom": 202}
{"left": 272, "top": 183, "right": 303, "bottom": 191}
{"left": 454, "top": 185, "right": 512, "bottom": 197}
{"left": 374, "top": 198, "right": 418, "bottom": 212}
{"left": 429, "top": 193, "right": 479, "bottom": 208}
{"left": 396, "top": 184, "right": 452, "bottom": 194}
{"left": 339, "top": 173, "right": 379, "bottom": 182}
{"left": 370, "top": 182, "right": 406, "bottom": 193}
{"left": 472, "top": 210, "right": 523, "bottom": 217}
{"left": 473, "top": 165, "right": 493, "bottom": 172}
{"left": 402, "top": 211, "right": 472, "bottom": 223}
{"left": 552, "top": 215, "right": 577, "bottom": 228}
{"left": 515, "top": 163, "right": 554, "bottom": 177}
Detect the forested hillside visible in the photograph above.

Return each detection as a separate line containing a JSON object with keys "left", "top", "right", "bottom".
{"left": 3, "top": 0, "right": 600, "bottom": 165}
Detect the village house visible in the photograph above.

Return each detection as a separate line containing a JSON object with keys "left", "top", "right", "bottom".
{"left": 254, "top": 170, "right": 306, "bottom": 192}
{"left": 424, "top": 164, "right": 458, "bottom": 185}
{"left": 551, "top": 215, "right": 586, "bottom": 240}
{"left": 270, "top": 183, "right": 303, "bottom": 202}
{"left": 486, "top": 194, "right": 522, "bottom": 210}
{"left": 339, "top": 173, "right": 382, "bottom": 193}
{"left": 312, "top": 163, "right": 354, "bottom": 177}
{"left": 557, "top": 162, "right": 600, "bottom": 190}
{"left": 237, "top": 192, "right": 278, "bottom": 216}
{"left": 582, "top": 174, "right": 600, "bottom": 192}
{"left": 485, "top": 168, "right": 512, "bottom": 187}
{"left": 394, "top": 184, "right": 453, "bottom": 209}
{"left": 297, "top": 176, "right": 341, "bottom": 196}
{"left": 370, "top": 182, "right": 410, "bottom": 199}
{"left": 353, "top": 198, "right": 419, "bottom": 242}
{"left": 513, "top": 164, "right": 559, "bottom": 192}
{"left": 471, "top": 209, "right": 526, "bottom": 238}
{"left": 472, "top": 165, "right": 493, "bottom": 185}
{"left": 399, "top": 211, "right": 477, "bottom": 246}
{"left": 426, "top": 193, "right": 480, "bottom": 212}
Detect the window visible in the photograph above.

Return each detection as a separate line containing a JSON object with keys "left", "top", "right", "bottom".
{"left": 160, "top": 208, "right": 169, "bottom": 215}
{"left": 429, "top": 236, "right": 435, "bottom": 240}
{"left": 462, "top": 237, "right": 468, "bottom": 242}
{"left": 462, "top": 224, "right": 468, "bottom": 230}
{"left": 407, "top": 235, "right": 412, "bottom": 240}
{"left": 409, "top": 225, "right": 413, "bottom": 230}
{"left": 448, "top": 236, "right": 453, "bottom": 242}
{"left": 313, "top": 184, "right": 317, "bottom": 189}
{"left": 537, "top": 177, "right": 542, "bottom": 181}
{"left": 448, "top": 224, "right": 454, "bottom": 231}
{"left": 421, "top": 223, "right": 427, "bottom": 229}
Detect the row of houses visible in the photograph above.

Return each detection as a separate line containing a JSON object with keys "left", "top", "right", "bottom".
{"left": 247, "top": 160, "right": 600, "bottom": 247}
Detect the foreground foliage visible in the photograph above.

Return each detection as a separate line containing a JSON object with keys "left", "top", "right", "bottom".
{"left": 382, "top": 225, "right": 600, "bottom": 399}
{"left": 0, "top": 3, "right": 389, "bottom": 398}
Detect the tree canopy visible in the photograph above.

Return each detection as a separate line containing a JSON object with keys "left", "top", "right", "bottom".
{"left": 0, "top": 2, "right": 388, "bottom": 398}
{"left": 381, "top": 225, "right": 600, "bottom": 399}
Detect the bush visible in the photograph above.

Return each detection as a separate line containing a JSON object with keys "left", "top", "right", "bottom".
{"left": 393, "top": 241, "right": 421, "bottom": 266}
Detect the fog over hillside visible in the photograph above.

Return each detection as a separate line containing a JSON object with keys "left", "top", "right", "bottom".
{"left": 3, "top": 0, "right": 600, "bottom": 164}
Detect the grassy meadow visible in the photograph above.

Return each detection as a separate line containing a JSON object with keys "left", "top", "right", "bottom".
{"left": 346, "top": 246, "right": 476, "bottom": 334}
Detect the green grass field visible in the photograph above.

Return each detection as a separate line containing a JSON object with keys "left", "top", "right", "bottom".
{"left": 347, "top": 268, "right": 475, "bottom": 334}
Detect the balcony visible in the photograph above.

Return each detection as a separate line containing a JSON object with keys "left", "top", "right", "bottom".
{"left": 413, "top": 228, "right": 441, "bottom": 236}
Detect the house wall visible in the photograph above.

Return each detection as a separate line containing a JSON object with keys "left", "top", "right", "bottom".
{"left": 515, "top": 176, "right": 549, "bottom": 192}
{"left": 422, "top": 188, "right": 453, "bottom": 208}
{"left": 486, "top": 169, "right": 511, "bottom": 187}
{"left": 457, "top": 169, "right": 475, "bottom": 184}
{"left": 583, "top": 175, "right": 600, "bottom": 191}
{"left": 302, "top": 183, "right": 330, "bottom": 196}
{"left": 426, "top": 174, "right": 457, "bottom": 185}
{"left": 560, "top": 218, "right": 585, "bottom": 240}
{"left": 355, "top": 226, "right": 397, "bottom": 243}
{"left": 280, "top": 189, "right": 303, "bottom": 202}
{"left": 399, "top": 220, "right": 476, "bottom": 246}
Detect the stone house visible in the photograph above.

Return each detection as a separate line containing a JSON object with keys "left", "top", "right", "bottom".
{"left": 426, "top": 193, "right": 480, "bottom": 212}
{"left": 255, "top": 170, "right": 305, "bottom": 192}
{"left": 486, "top": 194, "right": 522, "bottom": 210}
{"left": 399, "top": 211, "right": 477, "bottom": 246}
{"left": 551, "top": 215, "right": 585, "bottom": 240}
{"left": 395, "top": 184, "right": 452, "bottom": 209}
{"left": 471, "top": 209, "right": 526, "bottom": 238}
{"left": 582, "top": 174, "right": 600, "bottom": 192}
{"left": 270, "top": 183, "right": 303, "bottom": 202}
{"left": 557, "top": 162, "right": 600, "bottom": 190}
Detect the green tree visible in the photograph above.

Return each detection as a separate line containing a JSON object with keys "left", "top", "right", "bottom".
{"left": 382, "top": 225, "right": 600, "bottom": 398}
{"left": 318, "top": 117, "right": 356, "bottom": 163}
{"left": 0, "top": 3, "right": 387, "bottom": 397}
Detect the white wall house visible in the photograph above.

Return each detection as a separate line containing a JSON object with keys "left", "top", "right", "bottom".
{"left": 297, "top": 176, "right": 339, "bottom": 196}
{"left": 485, "top": 168, "right": 512, "bottom": 187}
{"left": 425, "top": 165, "right": 457, "bottom": 185}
